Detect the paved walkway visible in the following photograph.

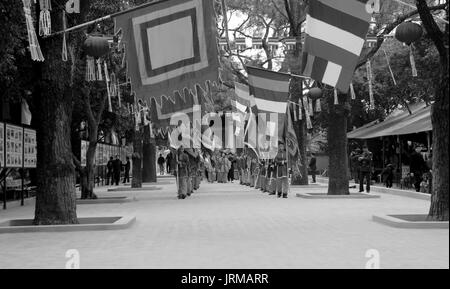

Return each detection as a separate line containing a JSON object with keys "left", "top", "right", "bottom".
{"left": 0, "top": 178, "right": 448, "bottom": 269}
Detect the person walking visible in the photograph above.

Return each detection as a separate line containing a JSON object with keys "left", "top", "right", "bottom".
{"left": 259, "top": 160, "right": 266, "bottom": 192}
{"left": 276, "top": 142, "right": 289, "bottom": 198}
{"left": 157, "top": 154, "right": 166, "bottom": 175}
{"left": 380, "top": 163, "right": 394, "bottom": 188}
{"left": 224, "top": 153, "right": 231, "bottom": 183}
{"left": 166, "top": 152, "right": 173, "bottom": 175}
{"left": 106, "top": 157, "right": 114, "bottom": 185}
{"left": 227, "top": 154, "right": 235, "bottom": 183}
{"left": 350, "top": 147, "right": 361, "bottom": 184}
{"left": 410, "top": 145, "right": 427, "bottom": 192}
{"left": 267, "top": 160, "right": 277, "bottom": 195}
{"left": 112, "top": 155, "right": 122, "bottom": 186}
{"left": 358, "top": 145, "right": 373, "bottom": 193}
{"left": 123, "top": 156, "right": 131, "bottom": 184}
{"left": 177, "top": 146, "right": 189, "bottom": 199}
{"left": 309, "top": 153, "right": 317, "bottom": 183}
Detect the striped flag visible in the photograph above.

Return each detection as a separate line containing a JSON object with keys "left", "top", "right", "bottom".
{"left": 247, "top": 66, "right": 291, "bottom": 139}
{"left": 233, "top": 82, "right": 256, "bottom": 113}
{"left": 301, "top": 0, "right": 372, "bottom": 92}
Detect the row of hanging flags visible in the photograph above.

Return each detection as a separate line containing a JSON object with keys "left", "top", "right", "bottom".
{"left": 110, "top": 0, "right": 373, "bottom": 157}
{"left": 19, "top": 0, "right": 373, "bottom": 157}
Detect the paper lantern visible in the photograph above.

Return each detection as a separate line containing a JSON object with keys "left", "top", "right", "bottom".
{"left": 308, "top": 87, "right": 323, "bottom": 100}
{"left": 395, "top": 22, "right": 423, "bottom": 45}
{"left": 83, "top": 36, "right": 109, "bottom": 58}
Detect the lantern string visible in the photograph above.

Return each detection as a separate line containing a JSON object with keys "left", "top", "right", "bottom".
{"left": 316, "top": 99, "right": 322, "bottom": 112}
{"left": 303, "top": 96, "right": 313, "bottom": 129}
{"left": 96, "top": 59, "right": 103, "bottom": 81}
{"left": 366, "top": 60, "right": 375, "bottom": 110}
{"left": 39, "top": 0, "right": 52, "bottom": 36}
{"left": 292, "top": 102, "right": 298, "bottom": 121}
{"left": 334, "top": 88, "right": 339, "bottom": 105}
{"left": 409, "top": 44, "right": 418, "bottom": 77}
{"left": 350, "top": 82, "right": 356, "bottom": 100}
{"left": 22, "top": 0, "right": 45, "bottom": 61}
{"left": 383, "top": 48, "right": 397, "bottom": 85}
{"left": 62, "top": 11, "right": 68, "bottom": 62}
{"left": 308, "top": 97, "right": 314, "bottom": 116}
{"left": 85, "top": 56, "right": 96, "bottom": 81}
{"left": 298, "top": 99, "right": 303, "bottom": 120}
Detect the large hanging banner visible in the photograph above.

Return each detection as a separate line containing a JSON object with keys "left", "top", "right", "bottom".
{"left": 5, "top": 124, "right": 23, "bottom": 168}
{"left": 0, "top": 122, "right": 4, "bottom": 168}
{"left": 23, "top": 128, "right": 37, "bottom": 168}
{"left": 301, "top": 0, "right": 372, "bottom": 93}
{"left": 114, "top": 0, "right": 220, "bottom": 126}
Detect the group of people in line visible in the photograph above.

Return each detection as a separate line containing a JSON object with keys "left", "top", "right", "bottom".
{"left": 166, "top": 146, "right": 204, "bottom": 199}
{"left": 166, "top": 142, "right": 294, "bottom": 199}
{"left": 105, "top": 155, "right": 131, "bottom": 186}
{"left": 234, "top": 142, "right": 290, "bottom": 198}
{"left": 349, "top": 144, "right": 432, "bottom": 193}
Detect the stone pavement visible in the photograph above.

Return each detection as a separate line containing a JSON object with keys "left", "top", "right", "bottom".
{"left": 0, "top": 178, "right": 448, "bottom": 269}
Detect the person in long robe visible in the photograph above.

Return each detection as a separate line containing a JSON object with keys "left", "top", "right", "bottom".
{"left": 275, "top": 142, "right": 289, "bottom": 198}
{"left": 177, "top": 146, "right": 189, "bottom": 199}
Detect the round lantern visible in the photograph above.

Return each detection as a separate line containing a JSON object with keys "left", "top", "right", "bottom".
{"left": 395, "top": 22, "right": 423, "bottom": 45}
{"left": 83, "top": 36, "right": 110, "bottom": 58}
{"left": 308, "top": 87, "right": 323, "bottom": 100}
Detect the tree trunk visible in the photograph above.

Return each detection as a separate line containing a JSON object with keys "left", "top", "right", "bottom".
{"left": 416, "top": 0, "right": 449, "bottom": 221}
{"left": 34, "top": 86, "right": 78, "bottom": 224}
{"left": 81, "top": 143, "right": 97, "bottom": 199}
{"left": 290, "top": 78, "right": 309, "bottom": 185}
{"left": 327, "top": 93, "right": 350, "bottom": 195}
{"left": 286, "top": 0, "right": 309, "bottom": 185}
{"left": 32, "top": 0, "right": 89, "bottom": 225}
{"left": 142, "top": 125, "right": 157, "bottom": 183}
{"left": 132, "top": 127, "right": 143, "bottom": 188}
{"left": 428, "top": 72, "right": 449, "bottom": 221}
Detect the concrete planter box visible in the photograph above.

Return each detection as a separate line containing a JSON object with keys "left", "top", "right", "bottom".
{"left": 316, "top": 177, "right": 430, "bottom": 200}
{"left": 76, "top": 196, "right": 133, "bottom": 205}
{"left": 0, "top": 216, "right": 136, "bottom": 234}
{"left": 291, "top": 184, "right": 322, "bottom": 188}
{"left": 296, "top": 192, "right": 381, "bottom": 199}
{"left": 373, "top": 214, "right": 449, "bottom": 229}
{"left": 107, "top": 187, "right": 162, "bottom": 192}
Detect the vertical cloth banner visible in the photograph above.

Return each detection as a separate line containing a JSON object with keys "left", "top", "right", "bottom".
{"left": 247, "top": 66, "right": 291, "bottom": 140}
{"left": 301, "top": 0, "right": 373, "bottom": 93}
{"left": 114, "top": 0, "right": 220, "bottom": 125}
{"left": 285, "top": 104, "right": 302, "bottom": 178}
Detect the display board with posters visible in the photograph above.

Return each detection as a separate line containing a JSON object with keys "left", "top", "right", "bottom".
{"left": 23, "top": 128, "right": 37, "bottom": 168}
{"left": 102, "top": 144, "right": 108, "bottom": 165}
{"left": 5, "top": 124, "right": 23, "bottom": 168}
{"left": 120, "top": 146, "right": 125, "bottom": 161}
{"left": 0, "top": 122, "right": 4, "bottom": 168}
{"left": 81, "top": 140, "right": 88, "bottom": 167}
{"left": 80, "top": 141, "right": 132, "bottom": 167}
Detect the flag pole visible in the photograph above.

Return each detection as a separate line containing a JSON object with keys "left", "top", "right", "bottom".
{"left": 246, "top": 65, "right": 311, "bottom": 80}
{"left": 45, "top": 0, "right": 171, "bottom": 38}
{"left": 286, "top": 104, "right": 291, "bottom": 196}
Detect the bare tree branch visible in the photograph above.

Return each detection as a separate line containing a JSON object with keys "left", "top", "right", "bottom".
{"left": 356, "top": 3, "right": 447, "bottom": 69}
